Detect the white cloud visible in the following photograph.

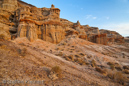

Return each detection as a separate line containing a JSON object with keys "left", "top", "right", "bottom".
{"left": 99, "top": 23, "right": 129, "bottom": 36}
{"left": 93, "top": 17, "right": 97, "bottom": 19}
{"left": 85, "top": 15, "right": 97, "bottom": 20}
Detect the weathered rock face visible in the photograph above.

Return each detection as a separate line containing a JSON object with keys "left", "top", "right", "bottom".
{"left": 99, "top": 29, "right": 124, "bottom": 44}
{"left": 0, "top": 0, "right": 124, "bottom": 44}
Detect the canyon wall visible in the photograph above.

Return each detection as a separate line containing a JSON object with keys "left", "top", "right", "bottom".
{"left": 0, "top": 0, "right": 124, "bottom": 44}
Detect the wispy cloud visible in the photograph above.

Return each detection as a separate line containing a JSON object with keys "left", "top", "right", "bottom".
{"left": 85, "top": 15, "right": 97, "bottom": 20}
{"left": 93, "top": 17, "right": 97, "bottom": 19}
{"left": 99, "top": 23, "right": 129, "bottom": 36}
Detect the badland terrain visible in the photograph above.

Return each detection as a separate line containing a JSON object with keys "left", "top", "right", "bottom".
{"left": 0, "top": 0, "right": 129, "bottom": 86}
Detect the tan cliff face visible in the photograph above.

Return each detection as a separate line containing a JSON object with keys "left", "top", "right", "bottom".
{"left": 0, "top": 0, "right": 124, "bottom": 44}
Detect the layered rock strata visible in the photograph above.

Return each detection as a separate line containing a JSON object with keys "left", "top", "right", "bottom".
{"left": 0, "top": 0, "right": 124, "bottom": 44}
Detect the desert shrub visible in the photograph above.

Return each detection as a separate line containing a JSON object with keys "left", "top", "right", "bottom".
{"left": 17, "top": 48, "right": 27, "bottom": 57}
{"left": 62, "top": 42, "right": 66, "bottom": 45}
{"left": 86, "top": 62, "right": 90, "bottom": 65}
{"left": 123, "top": 66, "right": 129, "bottom": 70}
{"left": 95, "top": 67, "right": 106, "bottom": 74}
{"left": 76, "top": 50, "right": 80, "bottom": 52}
{"left": 55, "top": 48, "right": 59, "bottom": 50}
{"left": 87, "top": 55, "right": 92, "bottom": 59}
{"left": 123, "top": 69, "right": 129, "bottom": 74}
{"left": 65, "top": 57, "right": 71, "bottom": 61}
{"left": 107, "top": 62, "right": 114, "bottom": 65}
{"left": 79, "top": 53, "right": 85, "bottom": 56}
{"left": 91, "top": 59, "right": 96, "bottom": 67}
{"left": 115, "top": 66, "right": 122, "bottom": 71}
{"left": 107, "top": 62, "right": 115, "bottom": 70}
{"left": 75, "top": 58, "right": 86, "bottom": 65}
{"left": 74, "top": 54, "right": 79, "bottom": 58}
{"left": 0, "top": 34, "right": 5, "bottom": 40}
{"left": 19, "top": 43, "right": 25, "bottom": 46}
{"left": 71, "top": 46, "right": 75, "bottom": 48}
{"left": 107, "top": 72, "right": 127, "bottom": 85}
{"left": 51, "top": 66, "right": 62, "bottom": 78}
{"left": 110, "top": 64, "right": 115, "bottom": 70}
{"left": 114, "top": 72, "right": 127, "bottom": 85}
{"left": 0, "top": 45, "right": 7, "bottom": 49}
{"left": 64, "top": 55, "right": 74, "bottom": 61}
{"left": 107, "top": 72, "right": 114, "bottom": 79}
{"left": 61, "top": 49, "right": 64, "bottom": 51}
{"left": 69, "top": 50, "right": 73, "bottom": 53}
{"left": 56, "top": 52, "right": 63, "bottom": 56}
{"left": 68, "top": 55, "right": 74, "bottom": 61}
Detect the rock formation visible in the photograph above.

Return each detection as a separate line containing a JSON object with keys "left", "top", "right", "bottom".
{"left": 0, "top": 0, "right": 124, "bottom": 44}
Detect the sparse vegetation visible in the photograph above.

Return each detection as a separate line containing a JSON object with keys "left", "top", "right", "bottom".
{"left": 123, "top": 65, "right": 129, "bottom": 70}
{"left": 56, "top": 52, "right": 63, "bottom": 56}
{"left": 74, "top": 54, "right": 79, "bottom": 58}
{"left": 115, "top": 66, "right": 122, "bottom": 71}
{"left": 75, "top": 58, "right": 86, "bottom": 65}
{"left": 51, "top": 66, "right": 62, "bottom": 78}
{"left": 68, "top": 55, "right": 74, "bottom": 61}
{"left": 63, "top": 55, "right": 74, "bottom": 61}
{"left": 87, "top": 55, "right": 92, "bottom": 59}
{"left": 114, "top": 72, "right": 127, "bottom": 85}
{"left": 95, "top": 67, "right": 106, "bottom": 75}
{"left": 79, "top": 53, "right": 85, "bottom": 56}
{"left": 107, "top": 71, "right": 127, "bottom": 85}
{"left": 17, "top": 48, "right": 27, "bottom": 57}
{"left": 123, "top": 69, "right": 129, "bottom": 74}
{"left": 107, "top": 62, "right": 115, "bottom": 70}
{"left": 91, "top": 59, "right": 96, "bottom": 67}
{"left": 0, "top": 34, "right": 6, "bottom": 40}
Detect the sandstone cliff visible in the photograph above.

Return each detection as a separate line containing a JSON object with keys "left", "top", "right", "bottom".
{"left": 0, "top": 0, "right": 124, "bottom": 44}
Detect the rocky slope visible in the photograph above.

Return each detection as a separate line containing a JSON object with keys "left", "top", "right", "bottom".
{"left": 0, "top": 37, "right": 129, "bottom": 86}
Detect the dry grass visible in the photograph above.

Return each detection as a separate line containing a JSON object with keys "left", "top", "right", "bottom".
{"left": 107, "top": 71, "right": 127, "bottom": 85}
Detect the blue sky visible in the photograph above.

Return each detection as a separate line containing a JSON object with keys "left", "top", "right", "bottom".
{"left": 22, "top": 0, "right": 129, "bottom": 36}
